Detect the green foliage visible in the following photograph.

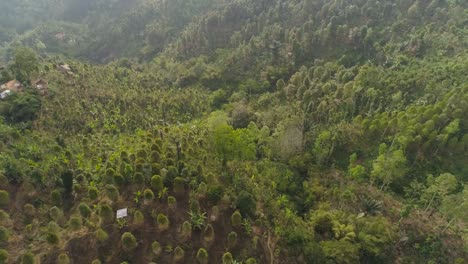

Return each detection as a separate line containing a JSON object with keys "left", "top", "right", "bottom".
{"left": 144, "top": 188, "right": 155, "bottom": 201}
{"left": 113, "top": 173, "right": 125, "bottom": 185}
{"left": 10, "top": 47, "right": 39, "bottom": 83}
{"left": 245, "top": 258, "right": 257, "bottom": 264}
{"left": 231, "top": 211, "right": 242, "bottom": 227}
{"left": 207, "top": 185, "right": 224, "bottom": 204}
{"left": 51, "top": 189, "right": 62, "bottom": 206}
{"left": 0, "top": 0, "right": 466, "bottom": 262}
{"left": 152, "top": 241, "right": 162, "bottom": 256}
{"left": 96, "top": 228, "right": 109, "bottom": 242}
{"left": 236, "top": 191, "right": 256, "bottom": 217}
{"left": 133, "top": 210, "right": 144, "bottom": 226}
{"left": 88, "top": 187, "right": 99, "bottom": 200}
{"left": 46, "top": 231, "right": 59, "bottom": 245}
{"left": 222, "top": 252, "right": 233, "bottom": 264}
{"left": 0, "top": 249, "right": 7, "bottom": 264}
{"left": 203, "top": 224, "right": 215, "bottom": 243}
{"left": 121, "top": 232, "right": 138, "bottom": 251}
{"left": 371, "top": 144, "right": 407, "bottom": 189}
{"left": 321, "top": 240, "right": 360, "bottom": 263}
{"left": 181, "top": 221, "right": 192, "bottom": 238}
{"left": 189, "top": 211, "right": 207, "bottom": 230}
{"left": 21, "top": 252, "right": 35, "bottom": 264}
{"left": 227, "top": 231, "right": 238, "bottom": 248}
{"left": 1, "top": 93, "right": 42, "bottom": 123}
{"left": 173, "top": 246, "right": 185, "bottom": 262}
{"left": 196, "top": 248, "right": 209, "bottom": 264}
{"left": 49, "top": 206, "right": 62, "bottom": 221}
{"left": 99, "top": 204, "right": 114, "bottom": 224}
{"left": 0, "top": 227, "right": 9, "bottom": 244}
{"left": 78, "top": 203, "right": 92, "bottom": 218}
{"left": 57, "top": 253, "right": 70, "bottom": 264}
{"left": 213, "top": 123, "right": 255, "bottom": 163}
{"left": 0, "top": 191, "right": 9, "bottom": 208}
{"left": 105, "top": 184, "right": 120, "bottom": 201}
{"left": 68, "top": 215, "right": 82, "bottom": 230}
{"left": 157, "top": 213, "right": 169, "bottom": 231}
{"left": 168, "top": 196, "right": 177, "bottom": 210}
{"left": 356, "top": 216, "right": 395, "bottom": 257}
{"left": 173, "top": 177, "right": 185, "bottom": 194}
{"left": 151, "top": 175, "right": 163, "bottom": 192}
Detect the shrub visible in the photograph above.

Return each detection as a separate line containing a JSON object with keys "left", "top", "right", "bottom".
{"left": 190, "top": 199, "right": 200, "bottom": 213}
{"left": 198, "top": 182, "right": 207, "bottom": 198}
{"left": 203, "top": 224, "right": 215, "bottom": 243}
{"left": 91, "top": 260, "right": 102, "bottom": 264}
{"left": 113, "top": 174, "right": 125, "bottom": 185}
{"left": 133, "top": 172, "right": 144, "bottom": 184}
{"left": 23, "top": 203, "right": 35, "bottom": 218}
{"left": 151, "top": 175, "right": 163, "bottom": 191}
{"left": 196, "top": 248, "right": 209, "bottom": 264}
{"left": 207, "top": 186, "right": 223, "bottom": 204}
{"left": 134, "top": 210, "right": 144, "bottom": 226}
{"left": 151, "top": 163, "right": 161, "bottom": 175}
{"left": 50, "top": 190, "right": 62, "bottom": 206}
{"left": 121, "top": 232, "right": 137, "bottom": 251}
{"left": 189, "top": 210, "right": 207, "bottom": 230}
{"left": 96, "top": 228, "right": 109, "bottom": 242}
{"left": 173, "top": 246, "right": 185, "bottom": 262}
{"left": 78, "top": 203, "right": 92, "bottom": 218}
{"left": 210, "top": 206, "right": 220, "bottom": 222}
{"left": 88, "top": 187, "right": 99, "bottom": 200}
{"left": 227, "top": 231, "right": 238, "bottom": 248}
{"left": 236, "top": 191, "right": 256, "bottom": 216}
{"left": 181, "top": 221, "right": 192, "bottom": 238}
{"left": 231, "top": 211, "right": 242, "bottom": 227}
{"left": 0, "top": 210, "right": 9, "bottom": 221}
{"left": 222, "top": 252, "right": 233, "bottom": 264}
{"left": 21, "top": 252, "right": 35, "bottom": 264}
{"left": 47, "top": 221, "right": 59, "bottom": 232}
{"left": 246, "top": 258, "right": 257, "bottom": 264}
{"left": 68, "top": 215, "right": 82, "bottom": 230}
{"left": 150, "top": 151, "right": 161, "bottom": 163}
{"left": 0, "top": 227, "right": 9, "bottom": 244}
{"left": 57, "top": 253, "right": 70, "bottom": 264}
{"left": 0, "top": 249, "right": 8, "bottom": 264}
{"left": 165, "top": 166, "right": 178, "bottom": 184}
{"left": 46, "top": 231, "right": 59, "bottom": 245}
{"left": 105, "top": 184, "right": 120, "bottom": 201}
{"left": 137, "top": 149, "right": 147, "bottom": 160}
{"left": 0, "top": 175, "right": 7, "bottom": 188}
{"left": 0, "top": 190, "right": 10, "bottom": 207}
{"left": 99, "top": 204, "right": 114, "bottom": 224}
{"left": 144, "top": 189, "right": 155, "bottom": 201}
{"left": 157, "top": 214, "right": 169, "bottom": 231}
{"left": 168, "top": 196, "right": 177, "bottom": 210}
{"left": 49, "top": 206, "right": 62, "bottom": 221}
{"left": 173, "top": 177, "right": 185, "bottom": 194}
{"left": 151, "top": 241, "right": 162, "bottom": 256}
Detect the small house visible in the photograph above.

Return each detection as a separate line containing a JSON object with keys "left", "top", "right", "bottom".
{"left": 32, "top": 79, "right": 49, "bottom": 96}
{"left": 0, "top": 80, "right": 23, "bottom": 93}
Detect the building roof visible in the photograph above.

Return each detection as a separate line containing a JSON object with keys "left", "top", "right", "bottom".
{"left": 1, "top": 80, "right": 23, "bottom": 92}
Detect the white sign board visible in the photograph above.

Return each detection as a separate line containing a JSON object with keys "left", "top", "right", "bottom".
{"left": 116, "top": 208, "right": 128, "bottom": 219}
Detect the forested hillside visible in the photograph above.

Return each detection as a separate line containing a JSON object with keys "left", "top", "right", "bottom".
{"left": 0, "top": 0, "right": 467, "bottom": 263}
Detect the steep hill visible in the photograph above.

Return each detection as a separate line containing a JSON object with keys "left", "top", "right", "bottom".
{"left": 0, "top": 0, "right": 467, "bottom": 263}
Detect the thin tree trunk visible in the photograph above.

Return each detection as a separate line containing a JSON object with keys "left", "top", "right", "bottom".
{"left": 441, "top": 218, "right": 455, "bottom": 234}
